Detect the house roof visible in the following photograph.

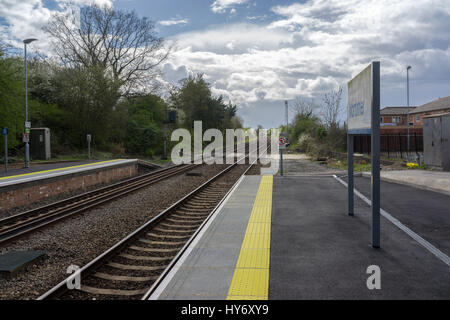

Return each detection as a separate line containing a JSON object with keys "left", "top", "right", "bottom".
{"left": 411, "top": 96, "right": 450, "bottom": 114}
{"left": 380, "top": 106, "right": 416, "bottom": 115}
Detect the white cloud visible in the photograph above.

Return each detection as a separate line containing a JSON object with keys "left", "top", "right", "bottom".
{"left": 161, "top": 0, "right": 450, "bottom": 127}
{"left": 226, "top": 42, "right": 234, "bottom": 50}
{"left": 211, "top": 0, "right": 250, "bottom": 14}
{"left": 2, "top": 0, "right": 449, "bottom": 128}
{"left": 56, "top": 0, "right": 112, "bottom": 6}
{"left": 157, "top": 18, "right": 189, "bottom": 27}
{"left": 0, "top": 0, "right": 112, "bottom": 51}
{"left": 171, "top": 23, "right": 291, "bottom": 54}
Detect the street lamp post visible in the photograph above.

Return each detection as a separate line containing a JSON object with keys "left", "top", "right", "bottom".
{"left": 406, "top": 65, "right": 411, "bottom": 156}
{"left": 23, "top": 38, "right": 37, "bottom": 168}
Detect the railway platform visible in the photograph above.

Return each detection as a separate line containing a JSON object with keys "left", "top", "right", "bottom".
{"left": 150, "top": 173, "right": 450, "bottom": 300}
{"left": 0, "top": 159, "right": 137, "bottom": 212}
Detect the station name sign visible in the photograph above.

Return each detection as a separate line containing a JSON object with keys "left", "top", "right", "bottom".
{"left": 346, "top": 61, "right": 381, "bottom": 248}
{"left": 347, "top": 64, "right": 373, "bottom": 134}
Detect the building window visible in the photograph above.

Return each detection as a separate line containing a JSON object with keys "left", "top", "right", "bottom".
{"left": 416, "top": 115, "right": 420, "bottom": 122}
{"left": 380, "top": 117, "right": 383, "bottom": 123}
{"left": 392, "top": 116, "right": 401, "bottom": 123}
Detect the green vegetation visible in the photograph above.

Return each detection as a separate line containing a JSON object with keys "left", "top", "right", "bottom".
{"left": 0, "top": 44, "right": 25, "bottom": 150}
{"left": 0, "top": 4, "right": 243, "bottom": 162}
{"left": 170, "top": 74, "right": 242, "bottom": 132}
{"left": 282, "top": 94, "right": 347, "bottom": 158}
{"left": 326, "top": 159, "right": 371, "bottom": 172}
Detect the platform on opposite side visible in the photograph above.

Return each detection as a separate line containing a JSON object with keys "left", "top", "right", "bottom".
{"left": 0, "top": 159, "right": 138, "bottom": 212}
{"left": 0, "top": 159, "right": 137, "bottom": 188}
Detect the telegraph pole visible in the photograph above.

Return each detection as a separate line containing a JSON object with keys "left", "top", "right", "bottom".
{"left": 285, "top": 100, "right": 288, "bottom": 134}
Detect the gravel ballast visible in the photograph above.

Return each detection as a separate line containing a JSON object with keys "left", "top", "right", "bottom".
{"left": 0, "top": 164, "right": 229, "bottom": 300}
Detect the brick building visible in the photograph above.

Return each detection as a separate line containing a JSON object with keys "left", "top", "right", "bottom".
{"left": 380, "top": 106, "right": 416, "bottom": 126}
{"left": 355, "top": 97, "right": 450, "bottom": 157}
{"left": 410, "top": 96, "right": 450, "bottom": 126}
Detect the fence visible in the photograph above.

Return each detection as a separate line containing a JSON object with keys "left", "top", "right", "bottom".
{"left": 354, "top": 133, "right": 423, "bottom": 160}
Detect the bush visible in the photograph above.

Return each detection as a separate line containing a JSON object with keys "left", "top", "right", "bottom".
{"left": 298, "top": 134, "right": 314, "bottom": 153}
{"left": 327, "top": 125, "right": 347, "bottom": 152}
{"left": 316, "top": 127, "right": 327, "bottom": 140}
{"left": 103, "top": 143, "right": 125, "bottom": 156}
{"left": 295, "top": 124, "right": 347, "bottom": 158}
{"left": 309, "top": 142, "right": 332, "bottom": 158}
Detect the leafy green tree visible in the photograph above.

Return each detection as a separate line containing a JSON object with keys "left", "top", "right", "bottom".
{"left": 49, "top": 65, "right": 122, "bottom": 148}
{"left": 230, "top": 116, "right": 244, "bottom": 129}
{"left": 122, "top": 94, "right": 168, "bottom": 156}
{"left": 0, "top": 44, "right": 25, "bottom": 150}
{"left": 170, "top": 74, "right": 237, "bottom": 131}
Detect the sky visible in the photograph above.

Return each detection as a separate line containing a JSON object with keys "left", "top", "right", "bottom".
{"left": 1, "top": 0, "right": 450, "bottom": 128}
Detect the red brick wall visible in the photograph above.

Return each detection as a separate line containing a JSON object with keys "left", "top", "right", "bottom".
{"left": 380, "top": 115, "right": 408, "bottom": 125}
{"left": 380, "top": 115, "right": 406, "bottom": 126}
{"left": 0, "top": 164, "right": 136, "bottom": 211}
{"left": 409, "top": 108, "right": 450, "bottom": 125}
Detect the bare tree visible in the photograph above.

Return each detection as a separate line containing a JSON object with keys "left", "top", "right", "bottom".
{"left": 321, "top": 86, "right": 343, "bottom": 128}
{"left": 291, "top": 97, "right": 319, "bottom": 118}
{"left": 44, "top": 4, "right": 170, "bottom": 94}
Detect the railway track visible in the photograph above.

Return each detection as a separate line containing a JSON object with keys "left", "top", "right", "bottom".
{"left": 0, "top": 164, "right": 200, "bottom": 246}
{"left": 0, "top": 142, "right": 248, "bottom": 246}
{"left": 38, "top": 147, "right": 267, "bottom": 300}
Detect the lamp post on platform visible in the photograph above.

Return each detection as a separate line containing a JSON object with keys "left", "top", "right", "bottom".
{"left": 23, "top": 38, "right": 37, "bottom": 168}
{"left": 406, "top": 65, "right": 412, "bottom": 155}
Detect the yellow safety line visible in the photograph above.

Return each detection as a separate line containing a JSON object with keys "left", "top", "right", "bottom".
{"left": 0, "top": 159, "right": 125, "bottom": 181}
{"left": 226, "top": 175, "right": 273, "bottom": 300}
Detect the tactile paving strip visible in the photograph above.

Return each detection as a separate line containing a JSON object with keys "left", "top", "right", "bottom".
{"left": 226, "top": 175, "right": 273, "bottom": 300}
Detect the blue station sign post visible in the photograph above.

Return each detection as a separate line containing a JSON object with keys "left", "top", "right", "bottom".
{"left": 347, "top": 61, "right": 381, "bottom": 248}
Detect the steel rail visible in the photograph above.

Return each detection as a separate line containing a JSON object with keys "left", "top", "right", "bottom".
{"left": 38, "top": 145, "right": 266, "bottom": 300}
{"left": 0, "top": 142, "right": 246, "bottom": 245}
{"left": 0, "top": 164, "right": 198, "bottom": 246}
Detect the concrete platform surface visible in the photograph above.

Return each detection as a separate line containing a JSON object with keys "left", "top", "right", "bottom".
{"left": 150, "top": 172, "right": 449, "bottom": 300}
{"left": 363, "top": 170, "right": 450, "bottom": 195}
{"left": 270, "top": 176, "right": 450, "bottom": 299}
{"left": 0, "top": 159, "right": 136, "bottom": 187}
{"left": 0, "top": 160, "right": 97, "bottom": 178}
{"left": 351, "top": 176, "right": 450, "bottom": 256}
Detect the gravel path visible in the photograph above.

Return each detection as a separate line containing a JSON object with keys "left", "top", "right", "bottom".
{"left": 0, "top": 164, "right": 228, "bottom": 300}
{"left": 282, "top": 154, "right": 346, "bottom": 175}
